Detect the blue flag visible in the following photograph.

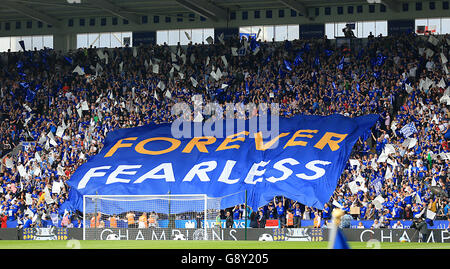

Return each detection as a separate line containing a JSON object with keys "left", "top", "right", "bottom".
{"left": 294, "top": 53, "right": 303, "bottom": 66}
{"left": 337, "top": 56, "right": 345, "bottom": 70}
{"left": 284, "top": 60, "right": 292, "bottom": 71}
{"left": 250, "top": 38, "right": 259, "bottom": 52}
{"left": 26, "top": 88, "right": 36, "bottom": 102}
{"left": 332, "top": 229, "right": 350, "bottom": 249}
{"left": 64, "top": 56, "right": 73, "bottom": 65}
{"left": 64, "top": 114, "right": 378, "bottom": 214}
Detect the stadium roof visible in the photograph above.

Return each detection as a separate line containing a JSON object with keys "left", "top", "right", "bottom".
{"left": 0, "top": 0, "right": 408, "bottom": 27}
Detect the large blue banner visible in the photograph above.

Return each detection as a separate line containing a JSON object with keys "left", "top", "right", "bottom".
{"left": 65, "top": 114, "right": 378, "bottom": 213}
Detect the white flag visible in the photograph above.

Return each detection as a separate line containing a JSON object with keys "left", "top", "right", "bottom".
{"left": 17, "top": 165, "right": 27, "bottom": 177}
{"left": 218, "top": 33, "right": 225, "bottom": 45}
{"left": 152, "top": 64, "right": 159, "bottom": 74}
{"left": 405, "top": 84, "right": 413, "bottom": 94}
{"left": 44, "top": 187, "right": 54, "bottom": 204}
{"left": 428, "top": 35, "right": 439, "bottom": 46}
{"left": 56, "top": 126, "right": 65, "bottom": 138}
{"left": 221, "top": 55, "right": 228, "bottom": 67}
{"left": 35, "top": 152, "right": 42, "bottom": 163}
{"left": 157, "top": 81, "right": 165, "bottom": 91}
{"left": 437, "top": 78, "right": 446, "bottom": 89}
{"left": 216, "top": 68, "right": 223, "bottom": 79}
{"left": 72, "top": 65, "right": 85, "bottom": 75}
{"left": 25, "top": 193, "right": 33, "bottom": 205}
{"left": 190, "top": 77, "right": 198, "bottom": 87}
{"left": 231, "top": 47, "right": 238, "bottom": 56}
{"left": 441, "top": 53, "right": 448, "bottom": 64}
{"left": 172, "top": 63, "right": 180, "bottom": 71}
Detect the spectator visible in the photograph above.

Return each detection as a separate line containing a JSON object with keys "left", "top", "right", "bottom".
{"left": 249, "top": 210, "right": 258, "bottom": 228}
{"left": 275, "top": 197, "right": 286, "bottom": 228}
{"left": 340, "top": 211, "right": 353, "bottom": 228}
{"left": 0, "top": 213, "right": 7, "bottom": 228}
{"left": 371, "top": 219, "right": 381, "bottom": 229}
{"left": 392, "top": 220, "right": 404, "bottom": 229}
{"left": 356, "top": 222, "right": 365, "bottom": 229}
{"left": 292, "top": 202, "right": 302, "bottom": 228}
{"left": 225, "top": 211, "right": 233, "bottom": 228}
{"left": 257, "top": 210, "right": 266, "bottom": 228}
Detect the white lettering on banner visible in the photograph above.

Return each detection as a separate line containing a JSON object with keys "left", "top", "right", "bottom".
{"left": 244, "top": 161, "right": 270, "bottom": 184}
{"left": 106, "top": 165, "right": 142, "bottom": 185}
{"left": 380, "top": 230, "right": 392, "bottom": 242}
{"left": 78, "top": 166, "right": 111, "bottom": 189}
{"left": 229, "top": 229, "right": 238, "bottom": 241}
{"left": 266, "top": 158, "right": 299, "bottom": 183}
{"left": 135, "top": 230, "right": 145, "bottom": 240}
{"left": 76, "top": 159, "right": 333, "bottom": 189}
{"left": 296, "top": 160, "right": 332, "bottom": 180}
{"left": 360, "top": 229, "right": 375, "bottom": 242}
{"left": 218, "top": 160, "right": 240, "bottom": 184}
{"left": 182, "top": 161, "right": 217, "bottom": 182}
{"left": 152, "top": 230, "right": 166, "bottom": 240}
{"left": 134, "top": 163, "right": 175, "bottom": 183}
{"left": 441, "top": 231, "right": 450, "bottom": 243}
{"left": 427, "top": 232, "right": 435, "bottom": 243}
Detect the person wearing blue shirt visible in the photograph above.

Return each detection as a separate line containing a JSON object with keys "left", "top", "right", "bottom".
{"left": 23, "top": 215, "right": 33, "bottom": 228}
{"left": 292, "top": 202, "right": 302, "bottom": 228}
{"left": 384, "top": 197, "right": 394, "bottom": 213}
{"left": 232, "top": 205, "right": 240, "bottom": 220}
{"left": 417, "top": 164, "right": 427, "bottom": 179}
{"left": 322, "top": 203, "right": 331, "bottom": 220}
{"left": 359, "top": 205, "right": 367, "bottom": 220}
{"left": 275, "top": 197, "right": 286, "bottom": 227}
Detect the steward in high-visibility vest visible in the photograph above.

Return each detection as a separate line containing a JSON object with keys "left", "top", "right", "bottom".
{"left": 126, "top": 212, "right": 136, "bottom": 228}
{"left": 138, "top": 213, "right": 148, "bottom": 228}
{"left": 215, "top": 214, "right": 222, "bottom": 228}
{"left": 313, "top": 212, "right": 321, "bottom": 228}
{"left": 109, "top": 215, "right": 117, "bottom": 228}
{"left": 286, "top": 210, "right": 294, "bottom": 228}
{"left": 148, "top": 212, "right": 157, "bottom": 227}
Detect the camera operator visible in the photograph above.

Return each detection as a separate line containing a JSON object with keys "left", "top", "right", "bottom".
{"left": 410, "top": 217, "right": 429, "bottom": 242}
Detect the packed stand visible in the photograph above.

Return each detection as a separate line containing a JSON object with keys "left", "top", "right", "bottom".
{"left": 0, "top": 32, "right": 449, "bottom": 229}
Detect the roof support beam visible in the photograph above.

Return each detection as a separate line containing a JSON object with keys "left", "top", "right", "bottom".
{"left": 176, "top": 0, "right": 228, "bottom": 22}
{"left": 4, "top": 0, "right": 61, "bottom": 28}
{"left": 278, "top": 0, "right": 313, "bottom": 20}
{"left": 88, "top": 0, "right": 142, "bottom": 25}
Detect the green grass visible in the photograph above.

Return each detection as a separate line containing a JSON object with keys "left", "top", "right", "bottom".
{"left": 0, "top": 240, "right": 449, "bottom": 249}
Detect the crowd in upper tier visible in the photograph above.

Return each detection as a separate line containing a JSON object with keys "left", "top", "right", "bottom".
{"left": 0, "top": 31, "right": 449, "bottom": 229}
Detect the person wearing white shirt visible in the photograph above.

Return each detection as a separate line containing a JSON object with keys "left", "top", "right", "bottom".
{"left": 356, "top": 222, "right": 365, "bottom": 229}
{"left": 392, "top": 220, "right": 403, "bottom": 229}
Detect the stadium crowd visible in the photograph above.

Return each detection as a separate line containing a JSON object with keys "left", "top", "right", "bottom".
{"left": 0, "top": 31, "right": 449, "bottom": 229}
